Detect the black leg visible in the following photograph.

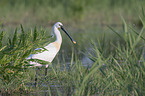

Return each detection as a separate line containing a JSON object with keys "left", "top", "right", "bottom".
{"left": 45, "top": 68, "right": 47, "bottom": 76}
{"left": 34, "top": 67, "right": 40, "bottom": 87}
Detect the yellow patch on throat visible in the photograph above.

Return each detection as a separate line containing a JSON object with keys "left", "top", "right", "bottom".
{"left": 52, "top": 42, "right": 60, "bottom": 50}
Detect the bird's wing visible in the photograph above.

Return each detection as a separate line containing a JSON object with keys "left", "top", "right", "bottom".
{"left": 28, "top": 43, "right": 59, "bottom": 63}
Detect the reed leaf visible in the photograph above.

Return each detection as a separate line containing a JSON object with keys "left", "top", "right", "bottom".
{"left": 107, "top": 25, "right": 124, "bottom": 40}
{"left": 0, "top": 31, "right": 5, "bottom": 47}
{"left": 33, "top": 26, "right": 37, "bottom": 42}
{"left": 12, "top": 28, "right": 17, "bottom": 46}
{"left": 20, "top": 24, "right": 26, "bottom": 46}
{"left": 130, "top": 26, "right": 145, "bottom": 41}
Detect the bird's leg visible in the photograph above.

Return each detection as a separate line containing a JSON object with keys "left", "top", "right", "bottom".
{"left": 45, "top": 67, "right": 47, "bottom": 76}
{"left": 34, "top": 67, "right": 40, "bottom": 87}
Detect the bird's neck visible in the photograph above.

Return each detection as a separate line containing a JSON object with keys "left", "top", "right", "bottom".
{"left": 54, "top": 27, "right": 62, "bottom": 44}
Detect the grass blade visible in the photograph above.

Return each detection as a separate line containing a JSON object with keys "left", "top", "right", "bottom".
{"left": 12, "top": 27, "right": 17, "bottom": 46}
{"left": 107, "top": 25, "right": 124, "bottom": 40}
{"left": 33, "top": 26, "right": 37, "bottom": 42}
{"left": 20, "top": 24, "right": 26, "bottom": 46}
{"left": 130, "top": 26, "right": 145, "bottom": 41}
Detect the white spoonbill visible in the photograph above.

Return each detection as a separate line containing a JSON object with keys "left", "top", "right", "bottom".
{"left": 27, "top": 22, "right": 76, "bottom": 86}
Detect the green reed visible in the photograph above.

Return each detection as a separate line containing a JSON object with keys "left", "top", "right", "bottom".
{"left": 24, "top": 17, "right": 145, "bottom": 95}
{"left": 0, "top": 25, "right": 50, "bottom": 94}
{"left": 35, "top": 16, "right": 145, "bottom": 95}
{"left": 0, "top": 13, "right": 145, "bottom": 95}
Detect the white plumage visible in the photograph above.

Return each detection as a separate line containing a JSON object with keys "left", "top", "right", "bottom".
{"left": 27, "top": 22, "right": 76, "bottom": 67}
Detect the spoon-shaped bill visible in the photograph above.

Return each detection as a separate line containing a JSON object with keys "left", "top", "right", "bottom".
{"left": 61, "top": 26, "right": 76, "bottom": 44}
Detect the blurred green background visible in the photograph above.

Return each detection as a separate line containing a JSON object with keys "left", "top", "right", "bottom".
{"left": 0, "top": 0, "right": 145, "bottom": 62}
{"left": 0, "top": 0, "right": 144, "bottom": 28}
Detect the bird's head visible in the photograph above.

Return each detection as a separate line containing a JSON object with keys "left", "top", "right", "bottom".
{"left": 51, "top": 22, "right": 62, "bottom": 38}
{"left": 51, "top": 22, "right": 76, "bottom": 44}
{"left": 55, "top": 22, "right": 63, "bottom": 29}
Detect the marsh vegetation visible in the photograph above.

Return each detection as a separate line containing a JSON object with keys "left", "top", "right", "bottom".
{"left": 0, "top": 0, "right": 145, "bottom": 95}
